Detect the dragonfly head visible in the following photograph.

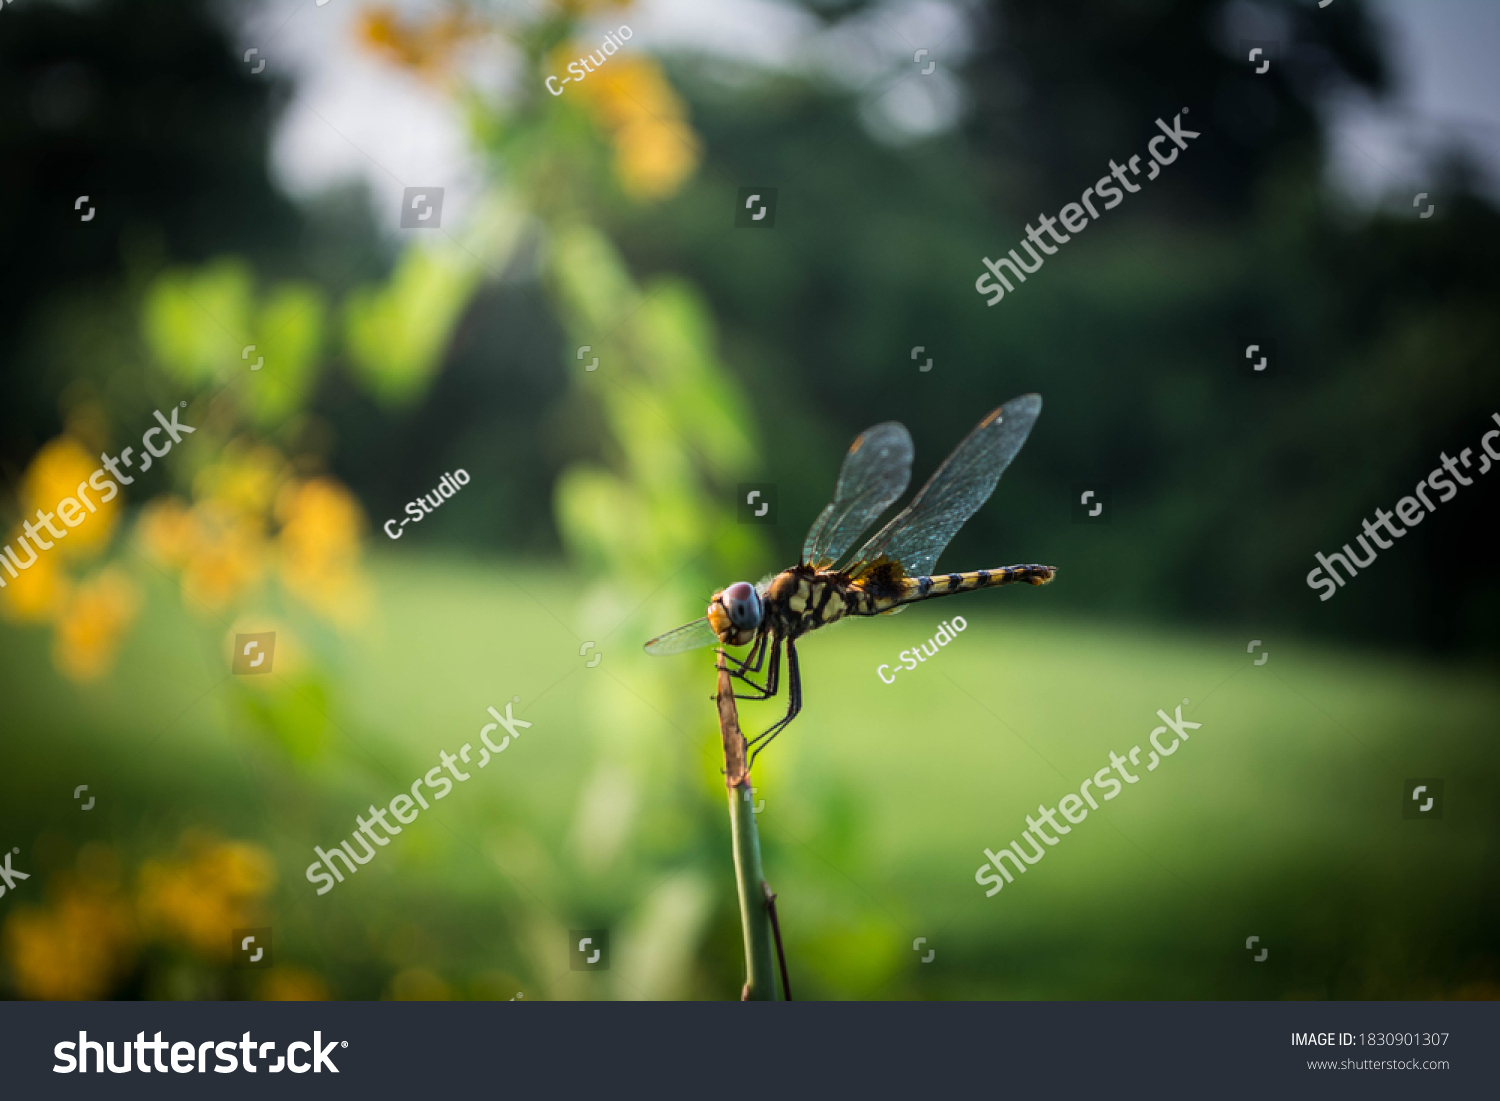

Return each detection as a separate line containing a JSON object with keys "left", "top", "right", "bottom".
{"left": 709, "top": 581, "right": 762, "bottom": 646}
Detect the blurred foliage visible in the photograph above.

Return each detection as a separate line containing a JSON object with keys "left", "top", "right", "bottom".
{"left": 144, "top": 259, "right": 328, "bottom": 427}
{"left": 343, "top": 248, "right": 482, "bottom": 407}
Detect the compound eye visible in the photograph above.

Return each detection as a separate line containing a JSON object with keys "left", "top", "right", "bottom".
{"left": 723, "top": 581, "right": 762, "bottom": 630}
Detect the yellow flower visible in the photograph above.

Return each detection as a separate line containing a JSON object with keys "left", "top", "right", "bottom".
{"left": 613, "top": 114, "right": 700, "bottom": 200}
{"left": 256, "top": 966, "right": 331, "bottom": 1001}
{"left": 136, "top": 496, "right": 200, "bottom": 569}
{"left": 52, "top": 566, "right": 140, "bottom": 682}
{"left": 357, "top": 5, "right": 484, "bottom": 80}
{"left": 276, "top": 478, "right": 369, "bottom": 627}
{"left": 137, "top": 832, "right": 276, "bottom": 960}
{"left": 194, "top": 443, "right": 289, "bottom": 520}
{"left": 276, "top": 478, "right": 362, "bottom": 561}
{"left": 567, "top": 55, "right": 701, "bottom": 200}
{"left": 180, "top": 501, "right": 268, "bottom": 614}
{"left": 0, "top": 531, "right": 71, "bottom": 623}
{"left": 21, "top": 435, "right": 120, "bottom": 560}
{"left": 1, "top": 850, "right": 137, "bottom": 1001}
{"left": 136, "top": 448, "right": 368, "bottom": 626}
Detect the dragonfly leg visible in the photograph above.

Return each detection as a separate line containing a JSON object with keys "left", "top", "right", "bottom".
{"left": 722, "top": 631, "right": 769, "bottom": 678}
{"left": 730, "top": 635, "right": 781, "bottom": 701}
{"left": 748, "top": 638, "right": 801, "bottom": 766}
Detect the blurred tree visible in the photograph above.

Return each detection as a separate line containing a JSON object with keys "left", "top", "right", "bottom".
{"left": 0, "top": 0, "right": 307, "bottom": 463}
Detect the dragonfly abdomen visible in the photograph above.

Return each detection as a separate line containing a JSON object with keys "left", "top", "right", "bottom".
{"left": 896, "top": 564, "right": 1055, "bottom": 608}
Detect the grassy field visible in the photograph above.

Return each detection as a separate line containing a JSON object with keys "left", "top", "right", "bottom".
{"left": 2, "top": 554, "right": 1496, "bottom": 1000}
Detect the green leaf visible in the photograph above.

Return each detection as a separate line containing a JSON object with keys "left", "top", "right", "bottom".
{"left": 247, "top": 283, "right": 327, "bottom": 427}
{"left": 141, "top": 258, "right": 253, "bottom": 385}
{"left": 343, "top": 248, "right": 482, "bottom": 407}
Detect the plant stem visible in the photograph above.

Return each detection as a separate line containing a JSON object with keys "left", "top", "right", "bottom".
{"left": 716, "top": 652, "right": 777, "bottom": 1001}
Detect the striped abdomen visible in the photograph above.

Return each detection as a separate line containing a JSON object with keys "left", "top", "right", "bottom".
{"left": 861, "top": 564, "right": 1055, "bottom": 614}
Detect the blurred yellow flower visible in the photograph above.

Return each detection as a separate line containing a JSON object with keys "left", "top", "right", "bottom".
{"left": 276, "top": 477, "right": 370, "bottom": 627}
{"left": 52, "top": 566, "right": 140, "bottom": 682}
{"left": 137, "top": 832, "right": 276, "bottom": 960}
{"left": 567, "top": 54, "right": 701, "bottom": 200}
{"left": 2, "top": 851, "right": 137, "bottom": 1001}
{"left": 614, "top": 114, "right": 700, "bottom": 201}
{"left": 137, "top": 449, "right": 370, "bottom": 628}
{"left": 21, "top": 435, "right": 120, "bottom": 560}
{"left": 0, "top": 533, "right": 71, "bottom": 623}
{"left": 194, "top": 442, "right": 289, "bottom": 520}
{"left": 357, "top": 5, "right": 484, "bottom": 80}
{"left": 1, "top": 436, "right": 137, "bottom": 676}
{"left": 180, "top": 501, "right": 268, "bottom": 614}
{"left": 255, "top": 966, "right": 331, "bottom": 1001}
{"left": 136, "top": 496, "right": 200, "bottom": 570}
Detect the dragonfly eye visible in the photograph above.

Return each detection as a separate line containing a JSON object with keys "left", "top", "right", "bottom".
{"left": 723, "top": 581, "right": 762, "bottom": 631}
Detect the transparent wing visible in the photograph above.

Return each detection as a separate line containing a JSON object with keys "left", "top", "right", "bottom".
{"left": 644, "top": 617, "right": 719, "bottom": 655}
{"left": 846, "top": 394, "right": 1042, "bottom": 578}
{"left": 800, "top": 422, "right": 914, "bottom": 569}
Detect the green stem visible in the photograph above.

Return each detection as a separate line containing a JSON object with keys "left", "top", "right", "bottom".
{"left": 715, "top": 653, "right": 777, "bottom": 1000}
{"left": 728, "top": 778, "right": 776, "bottom": 1000}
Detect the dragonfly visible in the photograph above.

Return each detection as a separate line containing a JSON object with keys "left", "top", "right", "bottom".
{"left": 644, "top": 394, "right": 1056, "bottom": 765}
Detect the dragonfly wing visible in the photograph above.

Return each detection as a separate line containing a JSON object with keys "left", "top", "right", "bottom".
{"left": 644, "top": 617, "right": 720, "bottom": 655}
{"left": 800, "top": 422, "right": 914, "bottom": 569}
{"left": 846, "top": 394, "right": 1042, "bottom": 579}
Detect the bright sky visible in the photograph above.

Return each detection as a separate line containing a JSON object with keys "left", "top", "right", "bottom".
{"left": 1330, "top": 0, "right": 1500, "bottom": 203}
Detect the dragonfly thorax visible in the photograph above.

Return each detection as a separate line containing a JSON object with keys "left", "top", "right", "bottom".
{"left": 709, "top": 580, "right": 762, "bottom": 646}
